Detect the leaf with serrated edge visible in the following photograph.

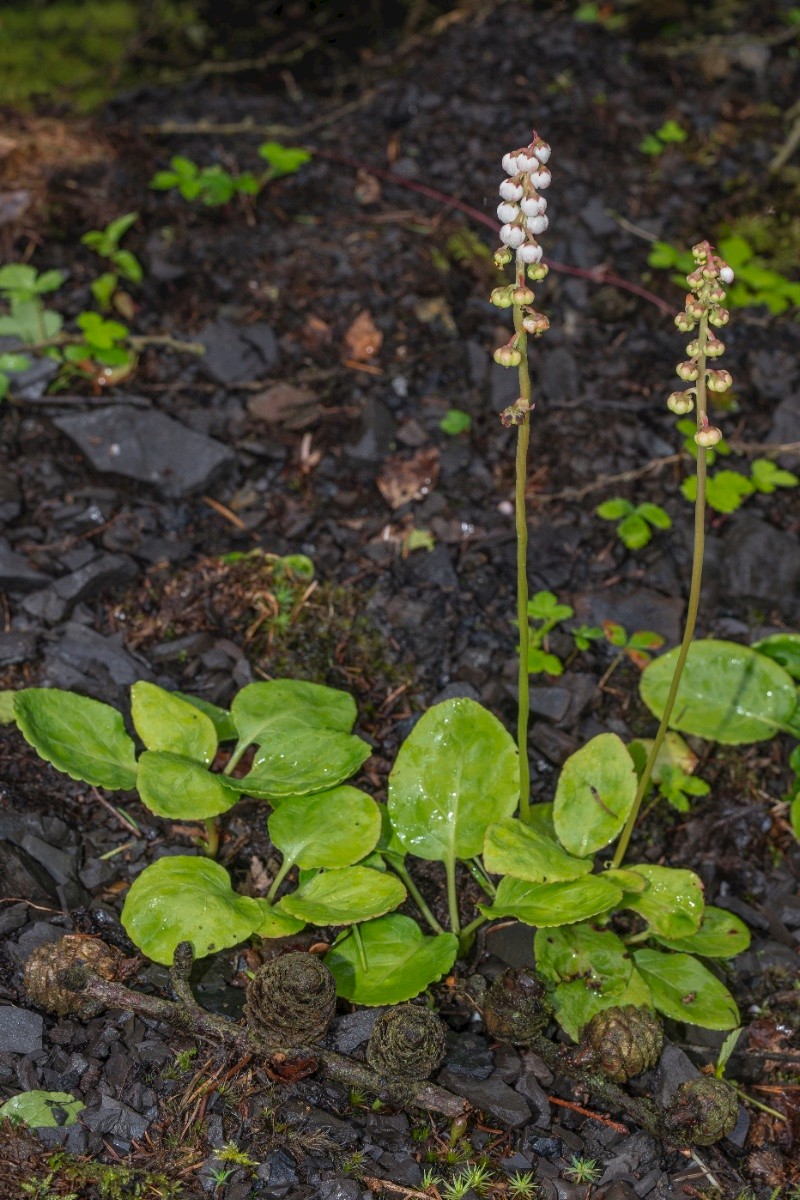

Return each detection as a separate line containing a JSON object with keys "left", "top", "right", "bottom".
{"left": 231, "top": 679, "right": 357, "bottom": 749}
{"left": 14, "top": 688, "right": 137, "bottom": 791}
{"left": 326, "top": 914, "right": 458, "bottom": 1005}
{"left": 278, "top": 866, "right": 405, "bottom": 926}
{"left": 483, "top": 874, "right": 623, "bottom": 927}
{"left": 131, "top": 681, "right": 217, "bottom": 765}
{"left": 229, "top": 730, "right": 371, "bottom": 799}
{"left": 633, "top": 948, "right": 739, "bottom": 1029}
{"left": 268, "top": 787, "right": 381, "bottom": 869}
{"left": 484, "top": 818, "right": 592, "bottom": 884}
{"left": 620, "top": 865, "right": 704, "bottom": 939}
{"left": 653, "top": 906, "right": 750, "bottom": 957}
{"left": 137, "top": 751, "right": 239, "bottom": 820}
{"left": 175, "top": 693, "right": 238, "bottom": 741}
{"left": 553, "top": 733, "right": 637, "bottom": 857}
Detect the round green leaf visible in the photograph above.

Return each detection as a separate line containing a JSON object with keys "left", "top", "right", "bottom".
{"left": 252, "top": 900, "right": 306, "bottom": 939}
{"left": 534, "top": 923, "right": 632, "bottom": 992}
{"left": 121, "top": 856, "right": 262, "bottom": 964}
{"left": 753, "top": 633, "right": 800, "bottom": 682}
{"left": 278, "top": 866, "right": 406, "bottom": 926}
{"left": 230, "top": 730, "right": 372, "bottom": 800}
{"left": 131, "top": 681, "right": 217, "bottom": 765}
{"left": 620, "top": 865, "right": 704, "bottom": 939}
{"left": 640, "top": 640, "right": 798, "bottom": 744}
{"left": 633, "top": 948, "right": 740, "bottom": 1029}
{"left": 0, "top": 1090, "right": 84, "bottom": 1129}
{"left": 483, "top": 874, "right": 623, "bottom": 927}
{"left": 14, "top": 688, "right": 137, "bottom": 791}
{"left": 326, "top": 914, "right": 458, "bottom": 1005}
{"left": 653, "top": 905, "right": 751, "bottom": 957}
{"left": 483, "top": 818, "right": 592, "bottom": 884}
{"left": 553, "top": 733, "right": 637, "bottom": 857}
{"left": 552, "top": 968, "right": 652, "bottom": 1042}
{"left": 268, "top": 786, "right": 381, "bottom": 869}
{"left": 231, "top": 679, "right": 357, "bottom": 747}
{"left": 388, "top": 698, "right": 519, "bottom": 863}
{"left": 136, "top": 751, "right": 239, "bottom": 820}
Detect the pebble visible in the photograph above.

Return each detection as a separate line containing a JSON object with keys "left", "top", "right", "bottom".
{"left": 0, "top": 1007, "right": 44, "bottom": 1054}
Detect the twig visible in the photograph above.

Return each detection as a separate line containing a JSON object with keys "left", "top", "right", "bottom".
{"left": 547, "top": 1094, "right": 629, "bottom": 1133}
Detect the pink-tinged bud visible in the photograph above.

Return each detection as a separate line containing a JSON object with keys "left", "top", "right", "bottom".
{"left": 667, "top": 390, "right": 695, "bottom": 414}
{"left": 708, "top": 308, "right": 730, "bottom": 327}
{"left": 707, "top": 369, "right": 732, "bottom": 392}
{"left": 511, "top": 286, "right": 535, "bottom": 305}
{"left": 526, "top": 215, "right": 549, "bottom": 235}
{"left": 719, "top": 266, "right": 734, "bottom": 285}
{"left": 686, "top": 299, "right": 704, "bottom": 319}
{"left": 702, "top": 265, "right": 719, "bottom": 281}
{"left": 677, "top": 361, "right": 699, "bottom": 381}
{"left": 494, "top": 247, "right": 513, "bottom": 267}
{"left": 675, "top": 314, "right": 695, "bottom": 332}
{"left": 521, "top": 196, "right": 547, "bottom": 216}
{"left": 516, "top": 153, "right": 537, "bottom": 172}
{"left": 706, "top": 336, "right": 725, "bottom": 358}
{"left": 687, "top": 268, "right": 704, "bottom": 289}
{"left": 500, "top": 224, "right": 526, "bottom": 248}
{"left": 695, "top": 425, "right": 723, "bottom": 447}
{"left": 707, "top": 286, "right": 725, "bottom": 304}
{"left": 502, "top": 153, "right": 519, "bottom": 175}
{"left": 499, "top": 179, "right": 524, "bottom": 201}
{"left": 530, "top": 169, "right": 551, "bottom": 190}
{"left": 522, "top": 312, "right": 550, "bottom": 336}
{"left": 685, "top": 340, "right": 700, "bottom": 357}
{"left": 490, "top": 286, "right": 514, "bottom": 308}
{"left": 497, "top": 202, "right": 521, "bottom": 223}
{"left": 533, "top": 141, "right": 551, "bottom": 164}
{"left": 518, "top": 242, "right": 543, "bottom": 264}
{"left": 692, "top": 243, "right": 709, "bottom": 262}
{"left": 494, "top": 345, "right": 522, "bottom": 368}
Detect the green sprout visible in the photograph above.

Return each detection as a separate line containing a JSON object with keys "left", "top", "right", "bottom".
{"left": 564, "top": 1156, "right": 601, "bottom": 1184}
{"left": 596, "top": 497, "right": 672, "bottom": 550}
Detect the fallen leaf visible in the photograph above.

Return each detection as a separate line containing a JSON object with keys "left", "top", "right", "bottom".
{"left": 249, "top": 856, "right": 271, "bottom": 895}
{"left": 413, "top": 296, "right": 457, "bottom": 335}
{"left": 343, "top": 311, "right": 382, "bottom": 363}
{"left": 247, "top": 383, "right": 322, "bottom": 429}
{"left": 266, "top": 1053, "right": 318, "bottom": 1083}
{"left": 376, "top": 447, "right": 440, "bottom": 510}
{"left": 354, "top": 169, "right": 381, "bottom": 205}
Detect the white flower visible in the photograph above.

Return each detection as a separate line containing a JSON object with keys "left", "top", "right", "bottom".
{"left": 719, "top": 266, "right": 734, "bottom": 285}
{"left": 530, "top": 169, "right": 551, "bottom": 190}
{"left": 518, "top": 242, "right": 543, "bottom": 263}
{"left": 502, "top": 153, "right": 519, "bottom": 175}
{"left": 533, "top": 142, "right": 551, "bottom": 163}
{"left": 499, "top": 180, "right": 524, "bottom": 201}
{"left": 500, "top": 224, "right": 526, "bottom": 248}
{"left": 497, "top": 202, "right": 520, "bottom": 223}
{"left": 526, "top": 215, "right": 548, "bottom": 235}
{"left": 520, "top": 196, "right": 547, "bottom": 216}
{"left": 515, "top": 153, "right": 536, "bottom": 172}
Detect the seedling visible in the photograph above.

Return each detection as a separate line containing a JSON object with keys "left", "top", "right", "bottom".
{"left": 80, "top": 212, "right": 142, "bottom": 313}
{"left": 564, "top": 1156, "right": 601, "bottom": 1184}
{"left": 676, "top": 416, "right": 730, "bottom": 466}
{"left": 682, "top": 458, "right": 798, "bottom": 514}
{"left": 598, "top": 621, "right": 665, "bottom": 688}
{"left": 150, "top": 142, "right": 311, "bottom": 208}
{"left": 439, "top": 408, "right": 472, "bottom": 435}
{"left": 596, "top": 497, "right": 672, "bottom": 549}
{"left": 640, "top": 119, "right": 687, "bottom": 157}
{"left": 508, "top": 1171, "right": 540, "bottom": 1199}
{"left": 525, "top": 590, "right": 574, "bottom": 676}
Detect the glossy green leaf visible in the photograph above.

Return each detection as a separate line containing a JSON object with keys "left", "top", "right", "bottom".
{"left": 597, "top": 498, "right": 633, "bottom": 520}
{"left": 633, "top": 948, "right": 740, "bottom": 1029}
{"left": 14, "top": 688, "right": 137, "bottom": 790}
{"left": 620, "top": 864, "right": 704, "bottom": 939}
{"left": 553, "top": 733, "right": 637, "bottom": 857}
{"left": 121, "top": 856, "right": 262, "bottom": 964}
{"left": 278, "top": 866, "right": 406, "bottom": 926}
{"left": 602, "top": 867, "right": 647, "bottom": 894}
{"left": 131, "top": 681, "right": 217, "bottom": 765}
{"left": 376, "top": 804, "right": 406, "bottom": 862}
{"left": 552, "top": 968, "right": 652, "bottom": 1041}
{"left": 175, "top": 693, "right": 238, "bottom": 741}
{"left": 257, "top": 142, "right": 312, "bottom": 178}
{"left": 388, "top": 698, "right": 519, "bottom": 863}
{"left": 534, "top": 923, "right": 632, "bottom": 992}
{"left": 252, "top": 900, "right": 306, "bottom": 939}
{"left": 640, "top": 640, "right": 798, "bottom": 743}
{"left": 268, "top": 786, "right": 381, "bottom": 869}
{"left": 617, "top": 513, "right": 652, "bottom": 549}
{"left": 483, "top": 874, "right": 623, "bottom": 927}
{"left": 230, "top": 730, "right": 371, "bottom": 800}
{"left": 326, "top": 914, "right": 458, "bottom": 1005}
{"left": 484, "top": 818, "right": 592, "bottom": 884}
{"left": 231, "top": 679, "right": 357, "bottom": 747}
{"left": 0, "top": 1090, "right": 84, "bottom": 1128}
{"left": 136, "top": 751, "right": 239, "bottom": 820}
{"left": 528, "top": 803, "right": 556, "bottom": 838}
{"left": 0, "top": 690, "right": 16, "bottom": 724}
{"left": 629, "top": 731, "right": 698, "bottom": 785}
{"left": 637, "top": 502, "right": 671, "bottom": 530}
{"left": 753, "top": 633, "right": 800, "bottom": 682}
{"left": 653, "top": 905, "right": 751, "bottom": 957}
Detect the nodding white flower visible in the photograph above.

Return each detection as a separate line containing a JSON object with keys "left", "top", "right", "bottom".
{"left": 533, "top": 142, "right": 551, "bottom": 163}
{"left": 502, "top": 153, "right": 519, "bottom": 174}
{"left": 526, "top": 215, "right": 548, "bottom": 235}
{"left": 518, "top": 242, "right": 543, "bottom": 264}
{"left": 500, "top": 224, "right": 526, "bottom": 249}
{"left": 719, "top": 266, "right": 734, "bottom": 285}
{"left": 499, "top": 180, "right": 524, "bottom": 201}
{"left": 520, "top": 196, "right": 547, "bottom": 216}
{"left": 515, "top": 153, "right": 537, "bottom": 172}
{"left": 497, "top": 202, "right": 521, "bottom": 223}
{"left": 530, "top": 169, "right": 551, "bottom": 190}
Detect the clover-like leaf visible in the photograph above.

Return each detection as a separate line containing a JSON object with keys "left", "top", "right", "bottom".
{"left": 483, "top": 818, "right": 592, "bottom": 884}
{"left": 652, "top": 905, "right": 750, "bottom": 958}
{"left": 278, "top": 866, "right": 406, "bottom": 926}
{"left": 483, "top": 874, "right": 623, "bottom": 927}
{"left": 136, "top": 751, "right": 239, "bottom": 820}
{"left": 633, "top": 948, "right": 739, "bottom": 1029}
{"left": 268, "top": 786, "right": 381, "bottom": 870}
{"left": 326, "top": 914, "right": 458, "bottom": 1005}
{"left": 14, "top": 688, "right": 137, "bottom": 791}
{"left": 121, "top": 856, "right": 262, "bottom": 964}
{"left": 131, "top": 681, "right": 217, "bottom": 765}
{"left": 620, "top": 864, "right": 704, "bottom": 940}
{"left": 553, "top": 733, "right": 637, "bottom": 857}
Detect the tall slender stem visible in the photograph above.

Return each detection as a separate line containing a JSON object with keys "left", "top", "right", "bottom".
{"left": 612, "top": 314, "right": 710, "bottom": 868}
{"left": 513, "top": 302, "right": 532, "bottom": 823}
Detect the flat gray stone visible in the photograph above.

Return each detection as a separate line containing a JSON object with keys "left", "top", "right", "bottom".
{"left": 437, "top": 1069, "right": 531, "bottom": 1127}
{"left": 81, "top": 1094, "right": 150, "bottom": 1142}
{"left": 199, "top": 319, "right": 278, "bottom": 384}
{"left": 720, "top": 515, "right": 800, "bottom": 621}
{"left": 0, "top": 1006, "right": 44, "bottom": 1054}
{"left": 0, "top": 538, "right": 46, "bottom": 592}
{"left": 573, "top": 587, "right": 684, "bottom": 645}
{"left": 53, "top": 554, "right": 138, "bottom": 609}
{"left": 53, "top": 404, "right": 235, "bottom": 498}
{"left": 0, "top": 631, "right": 38, "bottom": 665}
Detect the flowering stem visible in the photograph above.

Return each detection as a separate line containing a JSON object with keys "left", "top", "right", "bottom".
{"left": 513, "top": 302, "right": 532, "bottom": 823}
{"left": 612, "top": 314, "right": 709, "bottom": 868}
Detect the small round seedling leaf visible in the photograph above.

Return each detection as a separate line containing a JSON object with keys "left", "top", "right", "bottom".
{"left": 552, "top": 968, "right": 652, "bottom": 1042}
{"left": 633, "top": 948, "right": 740, "bottom": 1029}
{"left": 136, "top": 751, "right": 239, "bottom": 820}
{"left": 483, "top": 818, "right": 593, "bottom": 884}
{"left": 753, "top": 633, "right": 800, "bottom": 682}
{"left": 131, "top": 681, "right": 217, "bottom": 765}
{"left": 268, "top": 786, "right": 381, "bottom": 869}
{"left": 231, "top": 679, "right": 357, "bottom": 748}
{"left": 252, "top": 900, "right": 306, "bottom": 939}
{"left": 121, "top": 856, "right": 262, "bottom": 964}
{"left": 326, "top": 914, "right": 459, "bottom": 1005}
{"left": 278, "top": 866, "right": 406, "bottom": 926}
{"left": 174, "top": 692, "right": 238, "bottom": 741}
{"left": 0, "top": 1090, "right": 84, "bottom": 1129}
{"left": 620, "top": 864, "right": 704, "bottom": 939}
{"left": 484, "top": 874, "right": 623, "bottom": 927}
{"left": 597, "top": 498, "right": 633, "bottom": 520}
{"left": 534, "top": 923, "right": 632, "bottom": 992}
{"left": 653, "top": 905, "right": 751, "bottom": 957}
{"left": 553, "top": 733, "right": 637, "bottom": 857}
{"left": 640, "top": 640, "right": 798, "bottom": 743}
{"left": 617, "top": 513, "right": 651, "bottom": 549}
{"left": 388, "top": 698, "right": 519, "bottom": 863}
{"left": 14, "top": 688, "right": 137, "bottom": 791}
{"left": 230, "top": 730, "right": 372, "bottom": 800}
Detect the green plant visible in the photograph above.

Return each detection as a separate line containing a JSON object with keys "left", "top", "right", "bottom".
{"left": 573, "top": 2, "right": 627, "bottom": 30}
{"left": 640, "top": 119, "right": 687, "bottom": 157}
{"left": 681, "top": 457, "right": 798, "bottom": 514}
{"left": 524, "top": 590, "right": 574, "bottom": 675}
{"left": 150, "top": 142, "right": 311, "bottom": 208}
{"left": 208, "top": 1165, "right": 235, "bottom": 1189}
{"left": 0, "top": 264, "right": 63, "bottom": 396}
{"left": 596, "top": 497, "right": 672, "bottom": 550}
{"left": 0, "top": 1090, "right": 84, "bottom": 1128}
{"left": 81, "top": 212, "right": 142, "bottom": 311}
{"left": 440, "top": 408, "right": 472, "bottom": 435}
{"left": 599, "top": 621, "right": 665, "bottom": 686}
{"left": 564, "top": 1156, "right": 601, "bottom": 1184}
{"left": 420, "top": 1168, "right": 441, "bottom": 1192}
{"left": 649, "top": 233, "right": 800, "bottom": 314}
{"left": 507, "top": 1171, "right": 539, "bottom": 1199}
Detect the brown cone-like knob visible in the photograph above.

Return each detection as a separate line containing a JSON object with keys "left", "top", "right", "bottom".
{"left": 366, "top": 1005, "right": 446, "bottom": 1081}
{"left": 23, "top": 934, "right": 123, "bottom": 1019}
{"left": 574, "top": 1004, "right": 664, "bottom": 1083}
{"left": 244, "top": 952, "right": 336, "bottom": 1046}
{"left": 484, "top": 968, "right": 552, "bottom": 1044}
{"left": 663, "top": 1076, "right": 739, "bottom": 1146}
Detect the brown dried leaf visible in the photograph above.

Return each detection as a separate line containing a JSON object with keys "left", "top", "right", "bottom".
{"left": 343, "top": 311, "right": 382, "bottom": 363}
{"left": 376, "top": 447, "right": 440, "bottom": 510}
{"left": 249, "top": 856, "right": 271, "bottom": 895}
{"left": 354, "top": 169, "right": 381, "bottom": 205}
{"left": 247, "top": 383, "right": 322, "bottom": 429}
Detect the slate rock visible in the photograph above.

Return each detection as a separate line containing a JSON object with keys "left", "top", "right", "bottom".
{"left": 199, "top": 319, "right": 279, "bottom": 384}
{"left": 332, "top": 1008, "right": 383, "bottom": 1055}
{"left": 484, "top": 920, "right": 536, "bottom": 969}
{"left": 316, "top": 1178, "right": 362, "bottom": 1200}
{"left": 0, "top": 1006, "right": 44, "bottom": 1054}
{"left": 0, "top": 631, "right": 38, "bottom": 665}
{"left": 766, "top": 392, "right": 800, "bottom": 466}
{"left": 53, "top": 404, "right": 235, "bottom": 498}
{"left": 437, "top": 1069, "right": 531, "bottom": 1126}
{"left": 652, "top": 1044, "right": 700, "bottom": 1108}
{"left": 20, "top": 834, "right": 79, "bottom": 886}
{"left": 529, "top": 685, "right": 571, "bottom": 723}
{"left": 344, "top": 397, "right": 395, "bottom": 463}
{"left": 43, "top": 622, "right": 152, "bottom": 690}
{"left": 442, "top": 1031, "right": 494, "bottom": 1079}
{"left": 0, "top": 538, "right": 46, "bottom": 592}
{"left": 2, "top": 346, "right": 59, "bottom": 401}
{"left": 52, "top": 554, "right": 138, "bottom": 610}
{"left": 257, "top": 1148, "right": 298, "bottom": 1194}
{"left": 409, "top": 544, "right": 458, "bottom": 589}
{"left": 720, "top": 515, "right": 800, "bottom": 620}
{"left": 598, "top": 1184, "right": 640, "bottom": 1200}
{"left": 0, "top": 841, "right": 59, "bottom": 905}
{"left": 81, "top": 1094, "right": 150, "bottom": 1142}
{"left": 573, "top": 587, "right": 684, "bottom": 645}
{"left": 540, "top": 346, "right": 579, "bottom": 403}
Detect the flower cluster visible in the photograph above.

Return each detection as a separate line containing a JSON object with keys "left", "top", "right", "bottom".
{"left": 667, "top": 241, "right": 734, "bottom": 447}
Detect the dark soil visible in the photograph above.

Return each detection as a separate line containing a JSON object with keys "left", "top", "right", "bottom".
{"left": 1, "top": 2, "right": 799, "bottom": 1197}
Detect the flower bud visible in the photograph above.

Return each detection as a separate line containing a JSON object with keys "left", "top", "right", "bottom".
{"left": 667, "top": 390, "right": 694, "bottom": 414}
{"left": 522, "top": 312, "right": 550, "bottom": 335}
{"left": 695, "top": 425, "right": 722, "bottom": 447}
{"left": 706, "top": 369, "right": 732, "bottom": 392}
{"left": 498, "top": 202, "right": 521, "bottom": 223}
{"left": 530, "top": 169, "right": 551, "bottom": 190}
{"left": 702, "top": 265, "right": 719, "bottom": 281}
{"left": 533, "top": 140, "right": 551, "bottom": 163}
{"left": 705, "top": 336, "right": 724, "bottom": 358}
{"left": 707, "top": 286, "right": 725, "bottom": 304}
{"left": 708, "top": 308, "right": 730, "bottom": 327}
{"left": 502, "top": 153, "right": 519, "bottom": 175}
{"left": 692, "top": 242, "right": 709, "bottom": 263}
{"left": 719, "top": 265, "right": 734, "bottom": 285}
{"left": 675, "top": 314, "right": 696, "bottom": 333}
{"left": 515, "top": 153, "right": 537, "bottom": 172}
{"left": 494, "top": 247, "right": 513, "bottom": 267}
{"left": 490, "top": 286, "right": 514, "bottom": 308}
{"left": 685, "top": 339, "right": 700, "bottom": 357}
{"left": 494, "top": 345, "right": 522, "bottom": 368}
{"left": 500, "top": 398, "right": 532, "bottom": 426}
{"left": 518, "top": 242, "right": 543, "bottom": 264}
{"left": 500, "top": 224, "right": 526, "bottom": 249}
{"left": 527, "top": 262, "right": 549, "bottom": 281}
{"left": 521, "top": 196, "right": 547, "bottom": 216}
{"left": 526, "top": 215, "right": 549, "bottom": 235}
{"left": 677, "top": 361, "right": 699, "bottom": 381}
{"left": 499, "top": 179, "right": 524, "bottom": 201}
{"left": 687, "top": 268, "right": 704, "bottom": 289}
{"left": 511, "top": 286, "right": 535, "bottom": 305}
{"left": 686, "top": 299, "right": 704, "bottom": 320}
